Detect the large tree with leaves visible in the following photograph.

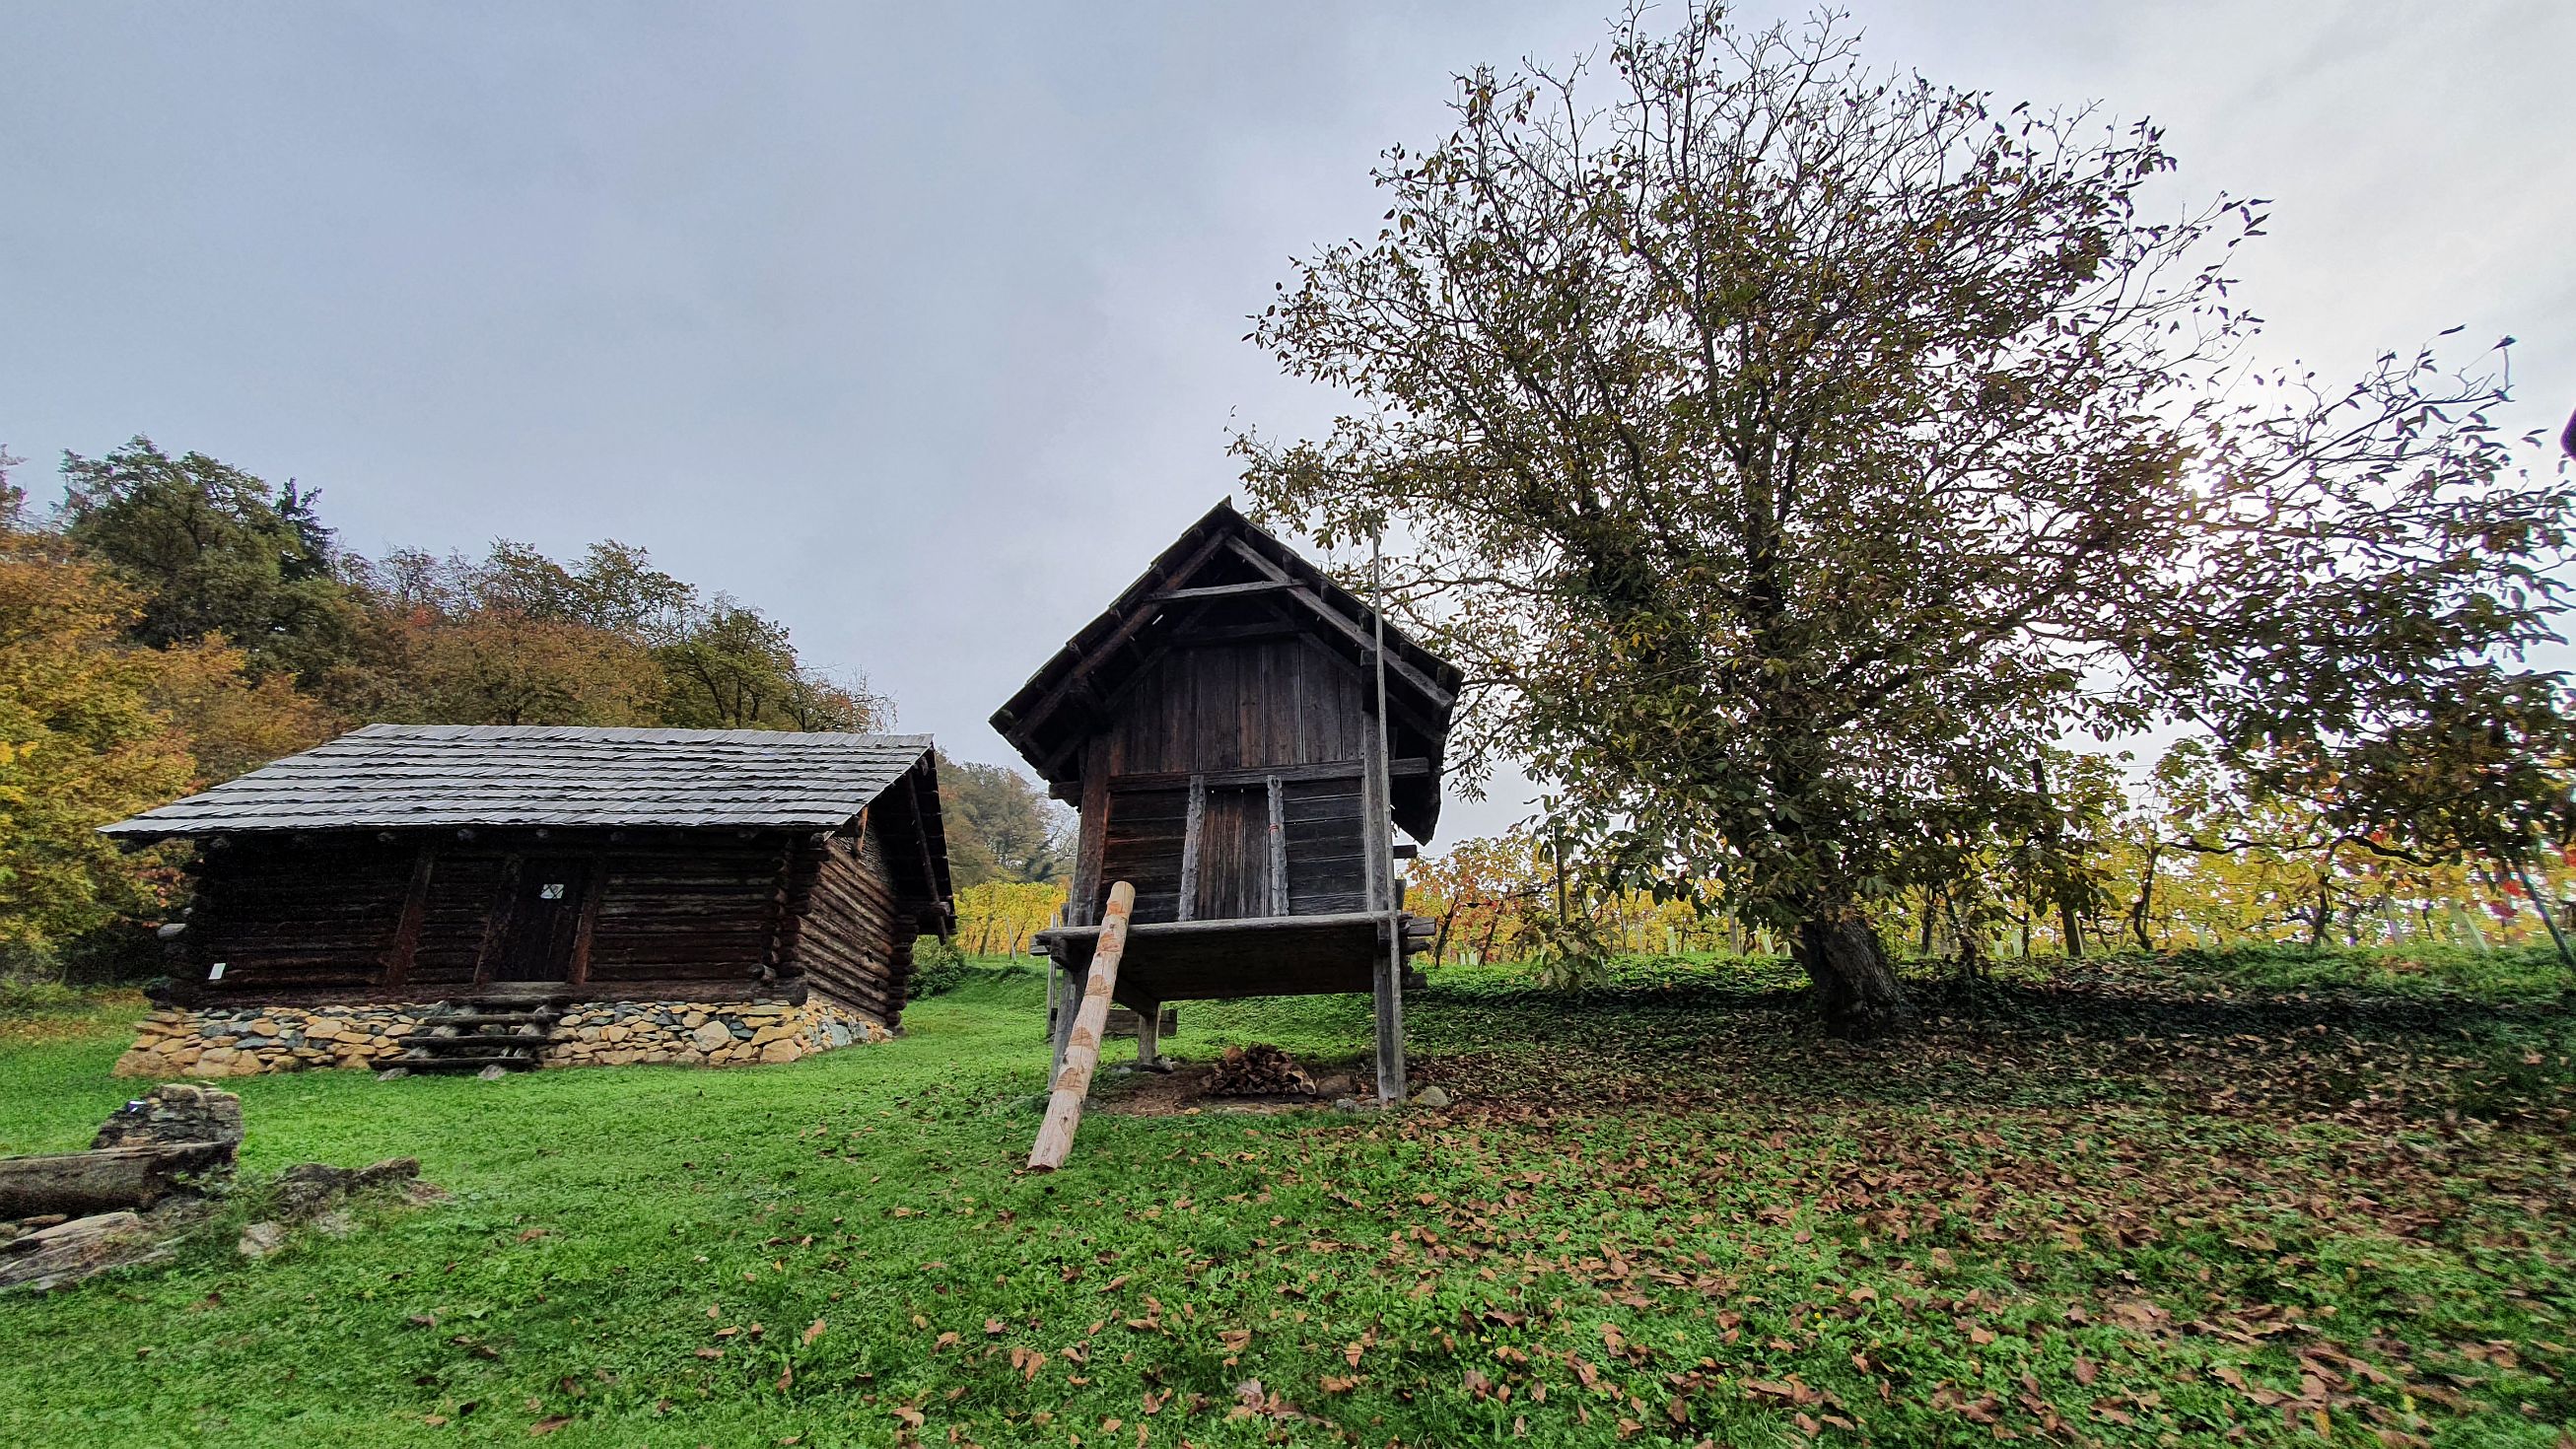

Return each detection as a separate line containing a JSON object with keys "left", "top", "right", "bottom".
{"left": 57, "top": 437, "right": 360, "bottom": 682}
{"left": 1238, "top": 3, "right": 2571, "bottom": 1032}
{"left": 0, "top": 503, "right": 194, "bottom": 944}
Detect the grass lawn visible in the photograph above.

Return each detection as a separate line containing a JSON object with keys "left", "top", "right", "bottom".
{"left": 2, "top": 951, "right": 2572, "bottom": 1448}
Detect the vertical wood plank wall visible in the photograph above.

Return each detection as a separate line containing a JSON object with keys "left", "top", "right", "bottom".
{"left": 1073, "top": 637, "right": 1382, "bottom": 926}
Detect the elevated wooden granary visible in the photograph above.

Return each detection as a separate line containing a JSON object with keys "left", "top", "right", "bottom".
{"left": 99, "top": 725, "right": 951, "bottom": 1075}
{"left": 991, "top": 501, "right": 1462, "bottom": 1097}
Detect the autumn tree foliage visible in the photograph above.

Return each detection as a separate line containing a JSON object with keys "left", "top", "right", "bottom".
{"left": 1241, "top": 4, "right": 2573, "bottom": 1031}
{"left": 0, "top": 479, "right": 194, "bottom": 943}
{"left": 950, "top": 880, "right": 1066, "bottom": 958}
{"left": 939, "top": 755, "right": 1074, "bottom": 890}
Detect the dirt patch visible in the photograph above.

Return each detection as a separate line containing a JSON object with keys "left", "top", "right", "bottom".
{"left": 1089, "top": 1058, "right": 1370, "bottom": 1117}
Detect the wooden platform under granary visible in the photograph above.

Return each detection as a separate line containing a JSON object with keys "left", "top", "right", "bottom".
{"left": 99, "top": 725, "right": 952, "bottom": 1075}
{"left": 992, "top": 500, "right": 1461, "bottom": 1102}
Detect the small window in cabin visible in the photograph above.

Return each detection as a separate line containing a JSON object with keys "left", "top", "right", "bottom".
{"left": 539, "top": 882, "right": 567, "bottom": 900}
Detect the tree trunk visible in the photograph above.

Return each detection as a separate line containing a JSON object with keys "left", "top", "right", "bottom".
{"left": 2309, "top": 865, "right": 2333, "bottom": 947}
{"left": 1798, "top": 909, "right": 1910, "bottom": 1037}
{"left": 2128, "top": 844, "right": 2158, "bottom": 951}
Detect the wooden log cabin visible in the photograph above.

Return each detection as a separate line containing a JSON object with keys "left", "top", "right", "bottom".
{"left": 100, "top": 725, "right": 952, "bottom": 1075}
{"left": 990, "top": 501, "right": 1463, "bottom": 1102}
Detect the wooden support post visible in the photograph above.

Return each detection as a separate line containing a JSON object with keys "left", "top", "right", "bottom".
{"left": 1365, "top": 539, "right": 1408, "bottom": 1107}
{"left": 1048, "top": 960, "right": 1078, "bottom": 1078}
{"left": 1373, "top": 917, "right": 1407, "bottom": 1106}
{"left": 1029, "top": 881, "right": 1136, "bottom": 1172}
{"left": 1265, "top": 775, "right": 1288, "bottom": 917}
{"left": 1177, "top": 774, "right": 1207, "bottom": 922}
{"left": 1134, "top": 996, "right": 1160, "bottom": 1069}
{"left": 378, "top": 844, "right": 436, "bottom": 989}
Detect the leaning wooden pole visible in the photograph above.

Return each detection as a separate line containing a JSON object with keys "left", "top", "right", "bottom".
{"left": 1027, "top": 881, "right": 1137, "bottom": 1172}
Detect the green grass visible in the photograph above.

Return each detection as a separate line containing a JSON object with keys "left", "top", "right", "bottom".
{"left": 3, "top": 954, "right": 2573, "bottom": 1448}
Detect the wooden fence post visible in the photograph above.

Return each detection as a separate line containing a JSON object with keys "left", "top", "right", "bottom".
{"left": 1028, "top": 881, "right": 1136, "bottom": 1172}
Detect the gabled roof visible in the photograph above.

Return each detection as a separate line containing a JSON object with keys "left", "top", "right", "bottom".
{"left": 104, "top": 724, "right": 943, "bottom": 849}
{"left": 990, "top": 500, "right": 1463, "bottom": 840}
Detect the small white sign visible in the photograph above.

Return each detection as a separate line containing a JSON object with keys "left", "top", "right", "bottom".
{"left": 207, "top": 962, "right": 227, "bottom": 981}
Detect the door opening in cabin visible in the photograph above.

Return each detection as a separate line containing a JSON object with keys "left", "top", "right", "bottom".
{"left": 493, "top": 856, "right": 590, "bottom": 983}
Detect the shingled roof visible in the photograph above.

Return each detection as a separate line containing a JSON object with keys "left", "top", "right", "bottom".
{"left": 104, "top": 724, "right": 940, "bottom": 839}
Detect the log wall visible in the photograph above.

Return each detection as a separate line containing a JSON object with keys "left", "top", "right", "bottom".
{"left": 185, "top": 838, "right": 416, "bottom": 991}
{"left": 785, "top": 819, "right": 916, "bottom": 1027}
{"left": 181, "top": 823, "right": 925, "bottom": 1015}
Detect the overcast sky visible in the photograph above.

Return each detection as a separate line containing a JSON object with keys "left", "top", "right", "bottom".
{"left": 5, "top": 1, "right": 2570, "bottom": 841}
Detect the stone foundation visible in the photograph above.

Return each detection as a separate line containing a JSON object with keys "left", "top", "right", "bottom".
{"left": 112, "top": 999, "right": 892, "bottom": 1078}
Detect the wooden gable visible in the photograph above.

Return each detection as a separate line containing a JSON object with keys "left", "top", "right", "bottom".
{"left": 989, "top": 500, "right": 1461, "bottom": 842}
{"left": 993, "top": 501, "right": 1461, "bottom": 935}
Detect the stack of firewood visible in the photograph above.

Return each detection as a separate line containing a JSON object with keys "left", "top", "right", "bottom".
{"left": 1206, "top": 1044, "right": 1317, "bottom": 1097}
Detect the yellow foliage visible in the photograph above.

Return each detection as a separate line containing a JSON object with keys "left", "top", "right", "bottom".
{"left": 146, "top": 634, "right": 339, "bottom": 785}
{"left": 0, "top": 532, "right": 194, "bottom": 942}
{"left": 952, "top": 880, "right": 1065, "bottom": 958}
{"left": 408, "top": 611, "right": 664, "bottom": 726}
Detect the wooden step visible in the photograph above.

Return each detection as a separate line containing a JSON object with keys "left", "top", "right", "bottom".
{"left": 401, "top": 1054, "right": 543, "bottom": 1074}
{"left": 401, "top": 1042, "right": 546, "bottom": 1059}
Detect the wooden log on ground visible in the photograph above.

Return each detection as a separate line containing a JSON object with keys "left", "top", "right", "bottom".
{"left": 0, "top": 1210, "right": 167, "bottom": 1294}
{"left": 0, "top": 1141, "right": 235, "bottom": 1218}
{"left": 1028, "top": 881, "right": 1135, "bottom": 1172}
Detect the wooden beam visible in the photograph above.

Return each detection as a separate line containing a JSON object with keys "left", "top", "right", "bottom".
{"left": 1176, "top": 774, "right": 1207, "bottom": 923}
{"left": 377, "top": 844, "right": 437, "bottom": 990}
{"left": 1071, "top": 746, "right": 1110, "bottom": 927}
{"left": 1361, "top": 691, "right": 1407, "bottom": 1106}
{"left": 1168, "top": 620, "right": 1308, "bottom": 649}
{"left": 1265, "top": 775, "right": 1288, "bottom": 918}
{"left": 1036, "top": 909, "right": 1419, "bottom": 944}
{"left": 899, "top": 763, "right": 948, "bottom": 931}
{"left": 1218, "top": 535, "right": 1457, "bottom": 713}
{"left": 1105, "top": 758, "right": 1424, "bottom": 793}
{"left": 173, "top": 977, "right": 797, "bottom": 1009}
{"left": 1028, "top": 881, "right": 1137, "bottom": 1171}
{"left": 1373, "top": 943, "right": 1408, "bottom": 1107}
{"left": 567, "top": 854, "right": 606, "bottom": 988}
{"left": 1148, "top": 579, "right": 1296, "bottom": 601}
{"left": 1133, "top": 993, "right": 1161, "bottom": 1068}
{"left": 1048, "top": 960, "right": 1079, "bottom": 1079}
